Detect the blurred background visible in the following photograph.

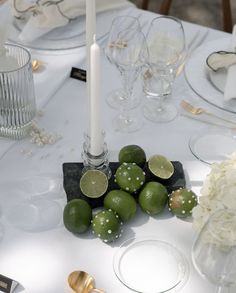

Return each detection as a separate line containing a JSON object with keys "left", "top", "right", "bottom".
{"left": 130, "top": 0, "right": 236, "bottom": 31}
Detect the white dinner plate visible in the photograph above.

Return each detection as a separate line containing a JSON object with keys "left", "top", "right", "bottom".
{"left": 185, "top": 37, "right": 236, "bottom": 114}
{"left": 208, "top": 68, "right": 227, "bottom": 93}
{"left": 7, "top": 9, "right": 118, "bottom": 51}
{"left": 113, "top": 237, "right": 189, "bottom": 293}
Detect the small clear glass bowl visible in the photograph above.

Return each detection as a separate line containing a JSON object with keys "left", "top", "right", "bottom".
{"left": 113, "top": 236, "right": 189, "bottom": 293}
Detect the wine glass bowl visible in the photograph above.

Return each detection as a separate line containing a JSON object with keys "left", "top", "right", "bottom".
{"left": 106, "top": 19, "right": 147, "bottom": 132}
{"left": 192, "top": 209, "right": 236, "bottom": 292}
{"left": 143, "top": 16, "right": 186, "bottom": 123}
{"left": 105, "top": 15, "right": 142, "bottom": 110}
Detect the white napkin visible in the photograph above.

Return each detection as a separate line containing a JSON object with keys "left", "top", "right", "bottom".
{"left": 11, "top": 0, "right": 132, "bottom": 42}
{"left": 224, "top": 25, "right": 236, "bottom": 101}
{"left": 32, "top": 50, "right": 87, "bottom": 109}
{"left": 0, "top": 3, "right": 18, "bottom": 71}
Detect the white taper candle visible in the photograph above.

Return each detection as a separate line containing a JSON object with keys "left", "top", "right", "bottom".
{"left": 90, "top": 35, "right": 104, "bottom": 156}
{"left": 86, "top": 0, "right": 96, "bottom": 135}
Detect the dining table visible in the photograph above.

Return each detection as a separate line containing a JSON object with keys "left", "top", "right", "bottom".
{"left": 0, "top": 2, "right": 235, "bottom": 293}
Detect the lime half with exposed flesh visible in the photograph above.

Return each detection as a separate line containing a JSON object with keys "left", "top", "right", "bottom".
{"left": 80, "top": 170, "right": 108, "bottom": 198}
{"left": 148, "top": 155, "right": 174, "bottom": 179}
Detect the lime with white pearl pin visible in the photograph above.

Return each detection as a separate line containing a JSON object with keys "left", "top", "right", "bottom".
{"left": 115, "top": 163, "right": 146, "bottom": 193}
{"left": 92, "top": 209, "right": 122, "bottom": 243}
{"left": 168, "top": 188, "right": 198, "bottom": 218}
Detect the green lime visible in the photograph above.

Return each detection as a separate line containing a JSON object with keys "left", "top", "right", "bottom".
{"left": 104, "top": 189, "right": 137, "bottom": 222}
{"left": 63, "top": 199, "right": 92, "bottom": 234}
{"left": 115, "top": 163, "right": 145, "bottom": 193}
{"left": 119, "top": 145, "right": 146, "bottom": 167}
{"left": 168, "top": 188, "right": 198, "bottom": 218}
{"left": 92, "top": 209, "right": 122, "bottom": 243}
{"left": 80, "top": 170, "right": 108, "bottom": 198}
{"left": 138, "top": 182, "right": 168, "bottom": 215}
{"left": 148, "top": 155, "right": 174, "bottom": 179}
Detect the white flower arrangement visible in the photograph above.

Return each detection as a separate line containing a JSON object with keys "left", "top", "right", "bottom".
{"left": 192, "top": 152, "right": 236, "bottom": 245}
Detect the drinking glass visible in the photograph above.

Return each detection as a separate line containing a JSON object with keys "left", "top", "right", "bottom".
{"left": 0, "top": 44, "right": 36, "bottom": 139}
{"left": 143, "top": 16, "right": 186, "bottom": 123}
{"left": 106, "top": 27, "right": 147, "bottom": 132}
{"left": 192, "top": 209, "right": 236, "bottom": 293}
{"left": 105, "top": 15, "right": 142, "bottom": 110}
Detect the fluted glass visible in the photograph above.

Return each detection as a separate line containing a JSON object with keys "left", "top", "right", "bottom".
{"left": 0, "top": 44, "right": 36, "bottom": 139}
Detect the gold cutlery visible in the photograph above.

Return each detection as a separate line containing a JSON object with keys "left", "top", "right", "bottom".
{"left": 180, "top": 100, "right": 236, "bottom": 126}
{"left": 68, "top": 271, "right": 106, "bottom": 293}
{"left": 31, "top": 60, "right": 45, "bottom": 72}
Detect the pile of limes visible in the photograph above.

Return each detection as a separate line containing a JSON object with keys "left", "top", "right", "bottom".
{"left": 63, "top": 145, "right": 197, "bottom": 243}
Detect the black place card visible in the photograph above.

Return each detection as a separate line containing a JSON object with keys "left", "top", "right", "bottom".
{"left": 0, "top": 274, "right": 18, "bottom": 293}
{"left": 62, "top": 161, "right": 186, "bottom": 209}
{"left": 70, "top": 67, "right": 86, "bottom": 82}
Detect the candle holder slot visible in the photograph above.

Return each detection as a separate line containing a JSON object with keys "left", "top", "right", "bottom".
{"left": 81, "top": 133, "right": 112, "bottom": 178}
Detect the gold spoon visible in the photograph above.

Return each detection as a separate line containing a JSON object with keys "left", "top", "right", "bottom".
{"left": 31, "top": 59, "right": 45, "bottom": 72}
{"left": 68, "top": 271, "right": 106, "bottom": 293}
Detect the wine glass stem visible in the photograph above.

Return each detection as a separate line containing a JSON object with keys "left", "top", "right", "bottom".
{"left": 121, "top": 69, "right": 133, "bottom": 101}
{"left": 215, "top": 286, "right": 230, "bottom": 293}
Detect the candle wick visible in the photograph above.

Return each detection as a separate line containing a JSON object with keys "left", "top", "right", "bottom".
{"left": 93, "top": 34, "right": 96, "bottom": 43}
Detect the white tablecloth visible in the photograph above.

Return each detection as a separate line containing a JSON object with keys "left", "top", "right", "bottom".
{"left": 0, "top": 6, "right": 234, "bottom": 293}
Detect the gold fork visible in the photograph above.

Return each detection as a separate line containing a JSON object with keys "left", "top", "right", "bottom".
{"left": 181, "top": 100, "right": 236, "bottom": 126}
{"left": 31, "top": 60, "right": 46, "bottom": 72}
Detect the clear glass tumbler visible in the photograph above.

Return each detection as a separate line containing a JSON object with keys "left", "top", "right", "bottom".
{"left": 0, "top": 44, "right": 36, "bottom": 139}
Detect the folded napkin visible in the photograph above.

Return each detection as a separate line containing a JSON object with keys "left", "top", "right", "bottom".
{"left": 11, "top": 0, "right": 132, "bottom": 42}
{"left": 33, "top": 50, "right": 87, "bottom": 109}
{"left": 224, "top": 25, "right": 236, "bottom": 101}
{"left": 0, "top": 3, "right": 19, "bottom": 71}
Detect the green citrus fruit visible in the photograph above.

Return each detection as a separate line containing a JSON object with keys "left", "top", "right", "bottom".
{"left": 92, "top": 209, "right": 122, "bottom": 243}
{"left": 148, "top": 155, "right": 174, "bottom": 179}
{"left": 104, "top": 189, "right": 137, "bottom": 222}
{"left": 168, "top": 188, "right": 198, "bottom": 218}
{"left": 80, "top": 170, "right": 108, "bottom": 198}
{"left": 115, "top": 163, "right": 145, "bottom": 193}
{"left": 63, "top": 199, "right": 92, "bottom": 234}
{"left": 138, "top": 182, "right": 168, "bottom": 215}
{"left": 118, "top": 145, "right": 146, "bottom": 167}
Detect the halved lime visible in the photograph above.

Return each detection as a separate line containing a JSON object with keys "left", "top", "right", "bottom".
{"left": 80, "top": 170, "right": 108, "bottom": 198}
{"left": 148, "top": 155, "right": 174, "bottom": 179}
{"left": 119, "top": 145, "right": 146, "bottom": 167}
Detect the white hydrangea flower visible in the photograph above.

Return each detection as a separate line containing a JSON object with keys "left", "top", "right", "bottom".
{"left": 192, "top": 151, "right": 236, "bottom": 245}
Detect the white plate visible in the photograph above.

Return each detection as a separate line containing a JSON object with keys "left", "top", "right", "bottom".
{"left": 7, "top": 9, "right": 118, "bottom": 51}
{"left": 189, "top": 127, "right": 236, "bottom": 164}
{"left": 208, "top": 68, "right": 227, "bottom": 93}
{"left": 185, "top": 38, "right": 236, "bottom": 114}
{"left": 113, "top": 237, "right": 189, "bottom": 293}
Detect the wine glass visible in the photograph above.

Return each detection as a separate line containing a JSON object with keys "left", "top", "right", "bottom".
{"left": 105, "top": 15, "right": 142, "bottom": 110}
{"left": 142, "top": 16, "right": 186, "bottom": 123}
{"left": 192, "top": 209, "right": 236, "bottom": 293}
{"left": 106, "top": 27, "right": 147, "bottom": 132}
